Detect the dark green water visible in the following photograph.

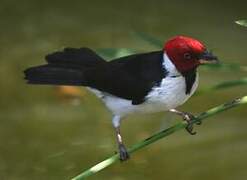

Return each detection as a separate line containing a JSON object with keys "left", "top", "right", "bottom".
{"left": 0, "top": 0, "right": 246, "bottom": 179}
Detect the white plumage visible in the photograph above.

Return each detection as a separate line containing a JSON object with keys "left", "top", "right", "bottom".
{"left": 88, "top": 53, "right": 199, "bottom": 118}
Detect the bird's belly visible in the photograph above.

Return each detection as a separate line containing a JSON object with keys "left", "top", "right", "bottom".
{"left": 103, "top": 96, "right": 165, "bottom": 116}
{"left": 103, "top": 75, "right": 198, "bottom": 117}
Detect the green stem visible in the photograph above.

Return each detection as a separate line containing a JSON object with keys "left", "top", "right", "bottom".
{"left": 71, "top": 96, "right": 247, "bottom": 180}
{"left": 195, "top": 78, "right": 247, "bottom": 95}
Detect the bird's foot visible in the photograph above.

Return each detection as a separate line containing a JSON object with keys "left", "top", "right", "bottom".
{"left": 181, "top": 112, "right": 201, "bottom": 135}
{"left": 118, "top": 144, "right": 129, "bottom": 161}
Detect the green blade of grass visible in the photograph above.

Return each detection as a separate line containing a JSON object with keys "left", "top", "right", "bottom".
{"left": 202, "top": 63, "right": 247, "bottom": 72}
{"left": 71, "top": 96, "right": 247, "bottom": 180}
{"left": 196, "top": 78, "right": 247, "bottom": 95}
{"left": 132, "top": 31, "right": 163, "bottom": 48}
{"left": 210, "top": 78, "right": 247, "bottom": 89}
{"left": 96, "top": 48, "right": 137, "bottom": 60}
{"left": 235, "top": 20, "right": 247, "bottom": 27}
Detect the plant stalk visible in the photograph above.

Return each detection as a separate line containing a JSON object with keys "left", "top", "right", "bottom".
{"left": 71, "top": 96, "right": 247, "bottom": 180}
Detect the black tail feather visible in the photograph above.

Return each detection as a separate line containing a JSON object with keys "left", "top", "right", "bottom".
{"left": 45, "top": 47, "right": 105, "bottom": 68}
{"left": 24, "top": 47, "right": 105, "bottom": 86}
{"left": 24, "top": 65, "right": 86, "bottom": 86}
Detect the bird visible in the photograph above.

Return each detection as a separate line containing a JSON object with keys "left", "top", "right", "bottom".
{"left": 24, "top": 35, "right": 218, "bottom": 161}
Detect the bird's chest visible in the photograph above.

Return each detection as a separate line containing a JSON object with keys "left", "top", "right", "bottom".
{"left": 103, "top": 74, "right": 198, "bottom": 116}
{"left": 144, "top": 74, "right": 198, "bottom": 111}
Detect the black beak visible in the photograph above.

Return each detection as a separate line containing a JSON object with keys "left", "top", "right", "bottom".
{"left": 198, "top": 50, "right": 219, "bottom": 64}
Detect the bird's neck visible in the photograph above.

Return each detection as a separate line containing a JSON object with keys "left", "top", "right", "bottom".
{"left": 162, "top": 53, "right": 181, "bottom": 77}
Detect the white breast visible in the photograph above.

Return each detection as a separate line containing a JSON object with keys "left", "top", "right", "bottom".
{"left": 102, "top": 74, "right": 198, "bottom": 117}
{"left": 98, "top": 53, "right": 199, "bottom": 117}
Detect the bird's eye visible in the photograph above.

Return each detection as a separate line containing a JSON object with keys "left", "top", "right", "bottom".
{"left": 184, "top": 53, "right": 191, "bottom": 60}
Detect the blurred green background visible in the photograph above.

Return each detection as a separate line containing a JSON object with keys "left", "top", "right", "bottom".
{"left": 0, "top": 0, "right": 246, "bottom": 179}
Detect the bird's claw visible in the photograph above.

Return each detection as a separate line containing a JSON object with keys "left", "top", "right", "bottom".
{"left": 186, "top": 123, "right": 197, "bottom": 135}
{"left": 118, "top": 144, "right": 129, "bottom": 161}
{"left": 196, "top": 120, "right": 202, "bottom": 125}
{"left": 182, "top": 112, "right": 201, "bottom": 135}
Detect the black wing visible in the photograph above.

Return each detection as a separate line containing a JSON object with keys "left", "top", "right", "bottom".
{"left": 84, "top": 51, "right": 167, "bottom": 105}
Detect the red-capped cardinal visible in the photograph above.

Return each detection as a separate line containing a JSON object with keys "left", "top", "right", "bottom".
{"left": 24, "top": 36, "right": 219, "bottom": 161}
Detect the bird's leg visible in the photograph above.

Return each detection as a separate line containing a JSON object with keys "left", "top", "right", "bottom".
{"left": 112, "top": 115, "right": 129, "bottom": 161}
{"left": 169, "top": 109, "right": 201, "bottom": 135}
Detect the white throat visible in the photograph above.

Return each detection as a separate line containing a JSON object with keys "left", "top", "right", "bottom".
{"left": 163, "top": 53, "right": 181, "bottom": 77}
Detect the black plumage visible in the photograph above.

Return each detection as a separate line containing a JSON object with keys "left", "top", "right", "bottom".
{"left": 24, "top": 48, "right": 167, "bottom": 105}
{"left": 84, "top": 51, "right": 167, "bottom": 104}
{"left": 181, "top": 68, "right": 197, "bottom": 94}
{"left": 45, "top": 48, "right": 106, "bottom": 68}
{"left": 24, "top": 48, "right": 105, "bottom": 85}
